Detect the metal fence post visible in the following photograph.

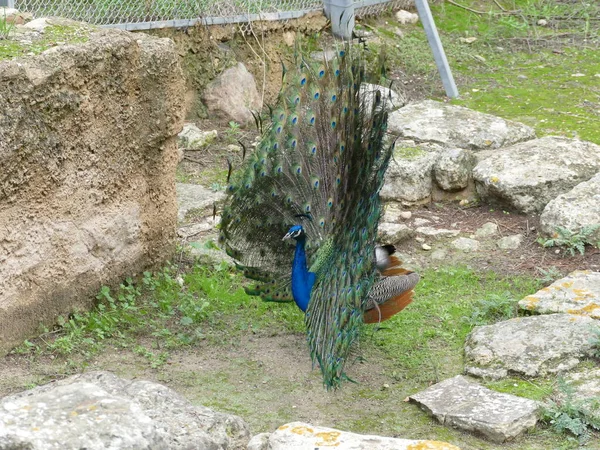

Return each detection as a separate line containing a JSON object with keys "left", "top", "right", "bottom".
{"left": 323, "top": 0, "right": 331, "bottom": 19}
{"left": 414, "top": 0, "right": 459, "bottom": 98}
{"left": 0, "top": 0, "right": 16, "bottom": 8}
{"left": 323, "top": 0, "right": 354, "bottom": 40}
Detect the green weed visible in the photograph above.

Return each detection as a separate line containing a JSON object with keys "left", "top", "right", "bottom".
{"left": 538, "top": 225, "right": 600, "bottom": 256}
{"left": 465, "top": 291, "right": 520, "bottom": 326}
{"left": 0, "top": 10, "right": 15, "bottom": 40}
{"left": 541, "top": 378, "right": 600, "bottom": 444}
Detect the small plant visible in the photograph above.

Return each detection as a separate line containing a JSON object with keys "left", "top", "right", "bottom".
{"left": 224, "top": 121, "right": 241, "bottom": 144}
{"left": 536, "top": 266, "right": 562, "bottom": 285}
{"left": 465, "top": 291, "right": 519, "bottom": 326}
{"left": 541, "top": 378, "right": 600, "bottom": 444}
{"left": 0, "top": 10, "right": 15, "bottom": 40}
{"left": 538, "top": 225, "right": 600, "bottom": 256}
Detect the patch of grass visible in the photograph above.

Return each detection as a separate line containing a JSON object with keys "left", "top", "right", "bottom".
{"left": 484, "top": 377, "right": 554, "bottom": 401}
{"left": 466, "top": 291, "right": 520, "bottom": 326}
{"left": 10, "top": 260, "right": 304, "bottom": 365}
{"left": 393, "top": 146, "right": 427, "bottom": 160}
{"left": 364, "top": 266, "right": 542, "bottom": 383}
{"left": 0, "top": 24, "right": 91, "bottom": 60}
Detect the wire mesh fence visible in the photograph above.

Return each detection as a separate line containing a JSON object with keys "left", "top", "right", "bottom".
{"left": 13, "top": 0, "right": 322, "bottom": 27}
{"left": 13, "top": 0, "right": 406, "bottom": 30}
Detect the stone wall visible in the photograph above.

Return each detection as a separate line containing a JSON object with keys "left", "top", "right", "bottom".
{"left": 0, "top": 29, "right": 185, "bottom": 354}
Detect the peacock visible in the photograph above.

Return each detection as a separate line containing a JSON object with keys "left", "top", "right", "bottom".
{"left": 218, "top": 42, "right": 419, "bottom": 389}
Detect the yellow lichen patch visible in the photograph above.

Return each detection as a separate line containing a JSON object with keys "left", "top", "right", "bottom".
{"left": 70, "top": 411, "right": 79, "bottom": 417}
{"left": 407, "top": 441, "right": 461, "bottom": 450}
{"left": 290, "top": 425, "right": 314, "bottom": 436}
{"left": 561, "top": 281, "right": 574, "bottom": 288}
{"left": 278, "top": 425, "right": 290, "bottom": 431}
{"left": 521, "top": 296, "right": 539, "bottom": 309}
{"left": 490, "top": 176, "right": 499, "bottom": 183}
{"left": 572, "top": 288, "right": 593, "bottom": 298}
{"left": 314, "top": 431, "right": 341, "bottom": 446}
{"left": 568, "top": 303, "right": 600, "bottom": 316}
{"left": 541, "top": 287, "right": 551, "bottom": 292}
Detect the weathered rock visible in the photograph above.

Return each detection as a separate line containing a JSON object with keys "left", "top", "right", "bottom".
{"left": 387, "top": 100, "right": 535, "bottom": 150}
{"left": 430, "top": 248, "right": 448, "bottom": 260}
{"left": 378, "top": 222, "right": 414, "bottom": 243}
{"left": 555, "top": 368, "right": 600, "bottom": 422}
{"left": 519, "top": 270, "right": 600, "bottom": 318}
{"left": 2, "top": 7, "right": 32, "bottom": 25}
{"left": 497, "top": 234, "right": 524, "bottom": 250}
{"left": 413, "top": 218, "right": 430, "bottom": 227}
{"left": 246, "top": 422, "right": 459, "bottom": 450}
{"left": 473, "top": 137, "right": 600, "bottom": 214}
{"left": 0, "top": 371, "right": 250, "bottom": 450}
{"left": 465, "top": 314, "right": 600, "bottom": 379}
{"left": 381, "top": 204, "right": 409, "bottom": 223}
{"left": 416, "top": 226, "right": 461, "bottom": 239}
{"left": 433, "top": 148, "right": 476, "bottom": 191}
{"left": 452, "top": 237, "right": 480, "bottom": 252}
{"left": 395, "top": 9, "right": 420, "bottom": 24}
{"left": 360, "top": 83, "right": 406, "bottom": 112}
{"left": 188, "top": 241, "right": 234, "bottom": 267}
{"left": 475, "top": 222, "right": 499, "bottom": 238}
{"left": 177, "top": 221, "right": 213, "bottom": 238}
{"left": 0, "top": 28, "right": 184, "bottom": 355}
{"left": 540, "top": 172, "right": 600, "bottom": 243}
{"left": 381, "top": 145, "right": 439, "bottom": 203}
{"left": 409, "top": 375, "right": 539, "bottom": 443}
{"left": 178, "top": 123, "right": 217, "bottom": 149}
{"left": 177, "top": 183, "right": 226, "bottom": 221}
{"left": 201, "top": 62, "right": 261, "bottom": 126}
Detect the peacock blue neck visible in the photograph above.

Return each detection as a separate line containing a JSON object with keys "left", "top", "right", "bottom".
{"left": 291, "top": 235, "right": 315, "bottom": 312}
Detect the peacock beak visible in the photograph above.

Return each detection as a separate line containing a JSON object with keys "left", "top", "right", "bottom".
{"left": 282, "top": 232, "right": 292, "bottom": 241}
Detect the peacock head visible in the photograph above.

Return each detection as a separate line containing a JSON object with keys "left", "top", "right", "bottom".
{"left": 282, "top": 225, "right": 305, "bottom": 241}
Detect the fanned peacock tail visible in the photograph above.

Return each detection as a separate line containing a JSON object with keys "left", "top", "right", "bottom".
{"left": 220, "top": 41, "right": 400, "bottom": 389}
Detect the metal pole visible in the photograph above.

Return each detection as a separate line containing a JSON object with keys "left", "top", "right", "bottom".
{"left": 414, "top": 0, "right": 459, "bottom": 98}
{"left": 323, "top": 0, "right": 354, "bottom": 40}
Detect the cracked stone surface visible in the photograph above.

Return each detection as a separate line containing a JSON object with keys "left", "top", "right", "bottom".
{"left": 246, "top": 422, "right": 460, "bottom": 450}
{"left": 519, "top": 270, "right": 600, "bottom": 318}
{"left": 0, "top": 371, "right": 250, "bottom": 450}
{"left": 473, "top": 136, "right": 600, "bottom": 214}
{"left": 387, "top": 100, "right": 535, "bottom": 150}
{"left": 176, "top": 183, "right": 226, "bottom": 221}
{"left": 465, "top": 314, "right": 599, "bottom": 379}
{"left": 409, "top": 375, "right": 539, "bottom": 443}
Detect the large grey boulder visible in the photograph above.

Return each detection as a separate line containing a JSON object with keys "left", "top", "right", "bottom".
{"left": 433, "top": 147, "right": 476, "bottom": 191}
{"left": 387, "top": 100, "right": 535, "bottom": 150}
{"left": 0, "top": 371, "right": 250, "bottom": 450}
{"left": 409, "top": 375, "right": 539, "bottom": 443}
{"left": 202, "top": 62, "right": 261, "bottom": 126}
{"left": 519, "top": 270, "right": 600, "bottom": 318}
{"left": 381, "top": 144, "right": 439, "bottom": 203}
{"left": 247, "top": 422, "right": 459, "bottom": 450}
{"left": 473, "top": 137, "right": 600, "bottom": 214}
{"left": 465, "top": 314, "right": 600, "bottom": 379}
{"left": 540, "top": 172, "right": 600, "bottom": 243}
